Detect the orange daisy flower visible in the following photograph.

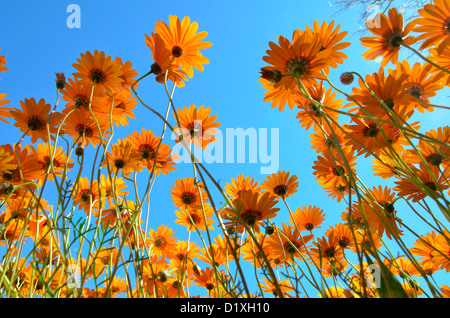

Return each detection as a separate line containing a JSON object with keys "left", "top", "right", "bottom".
{"left": 72, "top": 50, "right": 124, "bottom": 93}
{"left": 348, "top": 230, "right": 383, "bottom": 255}
{"left": 192, "top": 267, "right": 217, "bottom": 294}
{"left": 387, "top": 256, "right": 420, "bottom": 279}
{"left": 395, "top": 60, "right": 445, "bottom": 113}
{"left": 106, "top": 89, "right": 137, "bottom": 127}
{"left": 358, "top": 186, "right": 403, "bottom": 240}
{"left": 325, "top": 223, "right": 355, "bottom": 250}
{"left": 312, "top": 149, "right": 358, "bottom": 190}
{"left": 413, "top": 0, "right": 450, "bottom": 54}
{"left": 291, "top": 205, "right": 326, "bottom": 232}
{"left": 405, "top": 126, "right": 450, "bottom": 169}
{"left": 430, "top": 230, "right": 450, "bottom": 272}
{"left": 295, "top": 80, "right": 344, "bottom": 130}
{"left": 0, "top": 47, "right": 8, "bottom": 73}
{"left": 266, "top": 222, "right": 314, "bottom": 263}
{"left": 154, "top": 15, "right": 212, "bottom": 78}
{"left": 99, "top": 174, "right": 128, "bottom": 206}
{"left": 224, "top": 174, "right": 261, "bottom": 199}
{"left": 294, "top": 20, "right": 350, "bottom": 74}
{"left": 310, "top": 231, "right": 342, "bottom": 262}
{"left": 309, "top": 122, "right": 350, "bottom": 154}
{"left": 360, "top": 7, "right": 417, "bottom": 67}
{"left": 220, "top": 190, "right": 279, "bottom": 233}
{"left": 60, "top": 77, "right": 108, "bottom": 116}
{"left": 262, "top": 30, "right": 331, "bottom": 91}
{"left": 64, "top": 109, "right": 110, "bottom": 148}
{"left": 261, "top": 170, "right": 299, "bottom": 198}
{"left": 105, "top": 276, "right": 128, "bottom": 298}
{"left": 258, "top": 76, "right": 299, "bottom": 112}
{"left": 240, "top": 235, "right": 272, "bottom": 269}
{"left": 11, "top": 98, "right": 62, "bottom": 144}
{"left": 260, "top": 277, "right": 293, "bottom": 298}
{"left": 72, "top": 176, "right": 102, "bottom": 214}
{"left": 147, "top": 224, "right": 177, "bottom": 259}
{"left": 127, "top": 128, "right": 178, "bottom": 176}
{"left": 0, "top": 93, "right": 12, "bottom": 124}
{"left": 170, "top": 240, "right": 202, "bottom": 264}
{"left": 115, "top": 57, "right": 139, "bottom": 91}
{"left": 428, "top": 46, "right": 450, "bottom": 86}
{"left": 174, "top": 204, "right": 215, "bottom": 232}
{"left": 0, "top": 145, "right": 17, "bottom": 176}
{"left": 344, "top": 117, "right": 400, "bottom": 158}
{"left": 349, "top": 67, "right": 411, "bottom": 119}
{"left": 31, "top": 143, "right": 74, "bottom": 181}
{"left": 410, "top": 231, "right": 440, "bottom": 269}
{"left": 170, "top": 177, "right": 209, "bottom": 210}
{"left": 90, "top": 248, "right": 120, "bottom": 277}
{"left": 172, "top": 104, "right": 221, "bottom": 150}
{"left": 104, "top": 138, "right": 143, "bottom": 177}
{"left": 394, "top": 163, "right": 450, "bottom": 202}
{"left": 145, "top": 32, "right": 188, "bottom": 87}
{"left": 98, "top": 200, "right": 138, "bottom": 229}
{"left": 0, "top": 144, "right": 42, "bottom": 185}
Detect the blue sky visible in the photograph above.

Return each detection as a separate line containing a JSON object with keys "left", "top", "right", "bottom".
{"left": 1, "top": 0, "right": 449, "bottom": 297}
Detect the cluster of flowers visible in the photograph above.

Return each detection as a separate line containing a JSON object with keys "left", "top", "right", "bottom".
{"left": 0, "top": 0, "right": 449, "bottom": 298}
{"left": 257, "top": 0, "right": 450, "bottom": 298}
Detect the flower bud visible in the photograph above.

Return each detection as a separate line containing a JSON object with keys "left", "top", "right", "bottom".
{"left": 260, "top": 68, "right": 282, "bottom": 84}
{"left": 340, "top": 72, "right": 354, "bottom": 85}
{"left": 55, "top": 72, "right": 66, "bottom": 90}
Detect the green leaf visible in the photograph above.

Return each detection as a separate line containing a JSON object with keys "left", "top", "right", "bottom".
{"left": 365, "top": 252, "right": 409, "bottom": 298}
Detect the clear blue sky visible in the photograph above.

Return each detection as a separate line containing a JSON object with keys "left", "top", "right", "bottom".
{"left": 1, "top": 0, "right": 449, "bottom": 297}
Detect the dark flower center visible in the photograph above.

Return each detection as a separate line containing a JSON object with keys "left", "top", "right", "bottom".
{"left": 154, "top": 237, "right": 165, "bottom": 248}
{"left": 427, "top": 153, "right": 444, "bottom": 166}
{"left": 304, "top": 223, "right": 314, "bottom": 231}
{"left": 150, "top": 62, "right": 162, "bottom": 75}
{"left": 181, "top": 192, "right": 196, "bottom": 205}
{"left": 273, "top": 184, "right": 288, "bottom": 196}
{"left": 76, "top": 124, "right": 94, "bottom": 138}
{"left": 386, "top": 32, "right": 403, "bottom": 48}
{"left": 334, "top": 166, "right": 345, "bottom": 177}
{"left": 74, "top": 95, "right": 89, "bottom": 109}
{"left": 138, "top": 144, "right": 155, "bottom": 160}
{"left": 324, "top": 247, "right": 336, "bottom": 258}
{"left": 407, "top": 85, "right": 424, "bottom": 99}
{"left": 80, "top": 190, "right": 91, "bottom": 202}
{"left": 89, "top": 69, "right": 106, "bottom": 84}
{"left": 27, "top": 116, "right": 45, "bottom": 131}
{"left": 425, "top": 182, "right": 437, "bottom": 192}
{"left": 172, "top": 46, "right": 183, "bottom": 58}
{"left": 285, "top": 241, "right": 300, "bottom": 255}
{"left": 114, "top": 159, "right": 126, "bottom": 170}
{"left": 189, "top": 213, "right": 201, "bottom": 225}
{"left": 382, "top": 99, "right": 395, "bottom": 110}
{"left": 339, "top": 237, "right": 350, "bottom": 248}
{"left": 363, "top": 123, "right": 379, "bottom": 138}
{"left": 241, "top": 209, "right": 261, "bottom": 226}
{"left": 286, "top": 57, "right": 310, "bottom": 77}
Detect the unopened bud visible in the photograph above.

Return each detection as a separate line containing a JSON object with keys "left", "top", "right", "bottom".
{"left": 340, "top": 72, "right": 354, "bottom": 85}
{"left": 260, "top": 68, "right": 282, "bottom": 84}
{"left": 55, "top": 72, "right": 66, "bottom": 90}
